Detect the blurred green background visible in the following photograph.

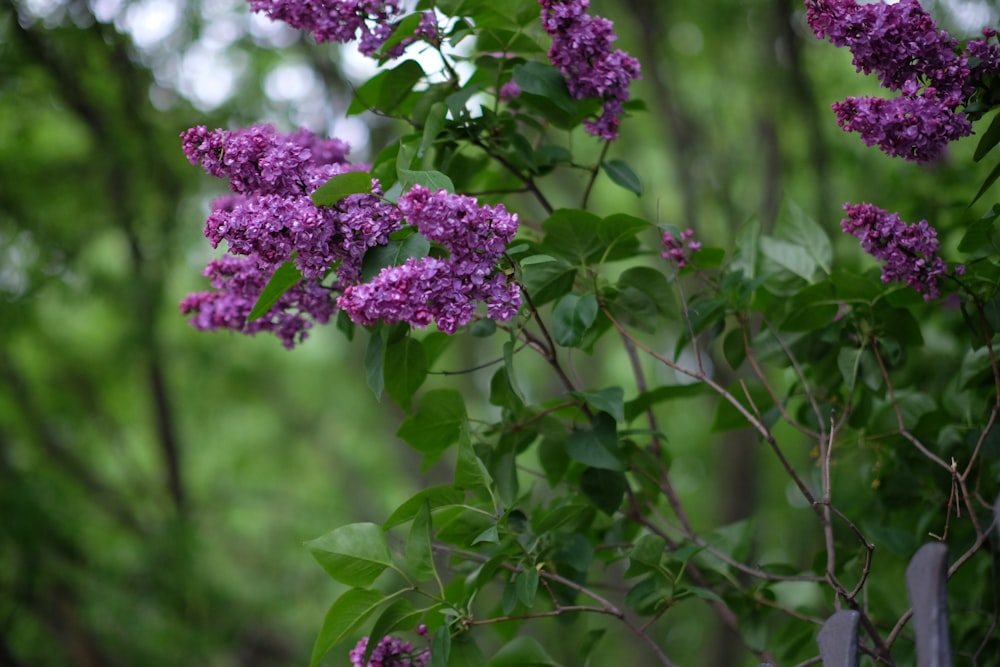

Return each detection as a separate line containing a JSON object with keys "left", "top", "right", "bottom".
{"left": 2, "top": 0, "right": 996, "bottom": 665}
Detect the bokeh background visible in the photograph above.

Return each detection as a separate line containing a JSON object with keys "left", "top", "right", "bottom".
{"left": 2, "top": 0, "right": 997, "bottom": 665}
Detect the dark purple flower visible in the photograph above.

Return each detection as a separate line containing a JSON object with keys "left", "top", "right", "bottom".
{"left": 339, "top": 186, "right": 521, "bottom": 333}
{"left": 805, "top": 0, "right": 1000, "bottom": 162}
{"left": 180, "top": 124, "right": 403, "bottom": 347}
{"left": 841, "top": 202, "right": 949, "bottom": 300}
{"left": 349, "top": 634, "right": 431, "bottom": 667}
{"left": 538, "top": 0, "right": 641, "bottom": 140}
{"left": 179, "top": 254, "right": 336, "bottom": 349}
{"left": 247, "top": 0, "right": 401, "bottom": 56}
{"left": 499, "top": 80, "right": 521, "bottom": 101}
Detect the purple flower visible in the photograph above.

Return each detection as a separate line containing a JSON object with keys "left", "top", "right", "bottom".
{"left": 247, "top": 0, "right": 401, "bottom": 56}
{"left": 179, "top": 254, "right": 336, "bottom": 349}
{"left": 339, "top": 186, "right": 521, "bottom": 333}
{"left": 180, "top": 124, "right": 403, "bottom": 347}
{"left": 840, "top": 202, "right": 949, "bottom": 300}
{"left": 499, "top": 80, "right": 522, "bottom": 101}
{"left": 805, "top": 0, "right": 1000, "bottom": 162}
{"left": 349, "top": 634, "right": 431, "bottom": 667}
{"left": 538, "top": 0, "right": 641, "bottom": 140}
{"left": 661, "top": 228, "right": 701, "bottom": 268}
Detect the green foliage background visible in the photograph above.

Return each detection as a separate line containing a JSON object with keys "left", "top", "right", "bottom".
{"left": 1, "top": 0, "right": 998, "bottom": 666}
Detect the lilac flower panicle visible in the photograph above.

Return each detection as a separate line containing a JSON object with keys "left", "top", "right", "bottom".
{"left": 840, "top": 202, "right": 949, "bottom": 300}
{"left": 247, "top": 0, "right": 401, "bottom": 56}
{"left": 339, "top": 186, "right": 521, "bottom": 333}
{"left": 179, "top": 254, "right": 336, "bottom": 349}
{"left": 662, "top": 229, "right": 701, "bottom": 268}
{"left": 180, "top": 124, "right": 407, "bottom": 347}
{"left": 349, "top": 634, "right": 431, "bottom": 667}
{"left": 538, "top": 0, "right": 641, "bottom": 140}
{"left": 806, "top": 0, "right": 1000, "bottom": 162}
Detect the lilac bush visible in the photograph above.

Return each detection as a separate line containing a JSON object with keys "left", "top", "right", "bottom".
{"left": 178, "top": 0, "right": 1000, "bottom": 665}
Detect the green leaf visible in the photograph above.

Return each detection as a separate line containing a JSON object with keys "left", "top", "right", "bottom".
{"left": 624, "top": 384, "right": 709, "bottom": 421}
{"left": 972, "top": 159, "right": 1000, "bottom": 205}
{"left": 247, "top": 260, "right": 303, "bottom": 322}
{"left": 306, "top": 523, "right": 394, "bottom": 588}
{"left": 310, "top": 171, "right": 373, "bottom": 207}
{"left": 502, "top": 339, "right": 526, "bottom": 404}
{"left": 377, "top": 12, "right": 425, "bottom": 58}
{"left": 406, "top": 501, "right": 437, "bottom": 582}
{"left": 349, "top": 60, "right": 425, "bottom": 115}
{"left": 365, "top": 328, "right": 386, "bottom": 401}
{"left": 448, "top": 633, "right": 487, "bottom": 667}
{"left": 512, "top": 61, "right": 575, "bottom": 112}
{"left": 571, "top": 387, "right": 625, "bottom": 423}
{"left": 520, "top": 258, "right": 576, "bottom": 306}
{"left": 397, "top": 389, "right": 467, "bottom": 458}
{"left": 580, "top": 467, "right": 626, "bottom": 515}
{"left": 515, "top": 567, "right": 539, "bottom": 608}
{"left": 430, "top": 627, "right": 451, "bottom": 667}
{"left": 364, "top": 599, "right": 423, "bottom": 666}
{"left": 310, "top": 588, "right": 387, "bottom": 667}
{"left": 601, "top": 159, "right": 642, "bottom": 196}
{"left": 400, "top": 169, "right": 455, "bottom": 193}
{"left": 539, "top": 209, "right": 603, "bottom": 264}
{"left": 384, "top": 485, "right": 465, "bottom": 529}
{"left": 627, "top": 533, "right": 666, "bottom": 577}
{"left": 489, "top": 637, "right": 560, "bottom": 666}
{"left": 384, "top": 336, "right": 428, "bottom": 410}
{"left": 597, "top": 214, "right": 649, "bottom": 261}
{"left": 566, "top": 413, "right": 625, "bottom": 470}
{"left": 454, "top": 438, "right": 493, "bottom": 491}
{"left": 419, "top": 102, "right": 448, "bottom": 160}
{"left": 774, "top": 200, "right": 832, "bottom": 276}
{"left": 760, "top": 237, "right": 817, "bottom": 282}
{"left": 974, "top": 110, "right": 1000, "bottom": 161}
{"left": 552, "top": 293, "right": 598, "bottom": 347}
{"left": 362, "top": 233, "right": 431, "bottom": 282}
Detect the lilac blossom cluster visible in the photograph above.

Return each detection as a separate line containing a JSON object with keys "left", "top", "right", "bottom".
{"left": 348, "top": 630, "right": 430, "bottom": 667}
{"left": 179, "top": 124, "right": 401, "bottom": 348}
{"left": 538, "top": 0, "right": 641, "bottom": 140}
{"left": 247, "top": 1, "right": 437, "bottom": 57}
{"left": 840, "top": 202, "right": 950, "bottom": 300}
{"left": 662, "top": 229, "right": 701, "bottom": 268}
{"left": 339, "top": 186, "right": 521, "bottom": 334}
{"left": 806, "top": 0, "right": 1000, "bottom": 162}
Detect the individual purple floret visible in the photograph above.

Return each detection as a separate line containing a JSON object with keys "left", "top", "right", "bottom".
{"left": 247, "top": 0, "right": 401, "bottom": 56}
{"left": 499, "top": 80, "right": 522, "bottom": 101}
{"left": 349, "top": 634, "right": 431, "bottom": 667}
{"left": 179, "top": 254, "right": 336, "bottom": 349}
{"left": 339, "top": 186, "right": 521, "bottom": 333}
{"left": 840, "top": 202, "right": 949, "bottom": 300}
{"left": 538, "top": 0, "right": 641, "bottom": 140}
{"left": 662, "top": 228, "right": 701, "bottom": 268}
{"left": 805, "top": 0, "right": 1000, "bottom": 163}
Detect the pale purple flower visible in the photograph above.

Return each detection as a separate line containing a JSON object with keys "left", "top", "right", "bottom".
{"left": 247, "top": 0, "right": 401, "bottom": 56}
{"left": 538, "top": 0, "right": 641, "bottom": 140}
{"left": 662, "top": 228, "right": 701, "bottom": 268}
{"left": 841, "top": 202, "right": 948, "bottom": 300}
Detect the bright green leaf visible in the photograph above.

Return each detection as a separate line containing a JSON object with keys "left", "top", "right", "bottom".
{"left": 397, "top": 389, "right": 467, "bottom": 459}
{"left": 247, "top": 261, "right": 303, "bottom": 322}
{"left": 572, "top": 387, "right": 625, "bottom": 423}
{"left": 384, "top": 336, "right": 428, "bottom": 411}
{"left": 384, "top": 485, "right": 465, "bottom": 529}
{"left": 406, "top": 501, "right": 437, "bottom": 582}
{"left": 566, "top": 413, "right": 625, "bottom": 471}
{"left": 310, "top": 171, "right": 373, "bottom": 207}
{"left": 310, "top": 588, "right": 387, "bottom": 667}
{"left": 306, "top": 523, "right": 394, "bottom": 588}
